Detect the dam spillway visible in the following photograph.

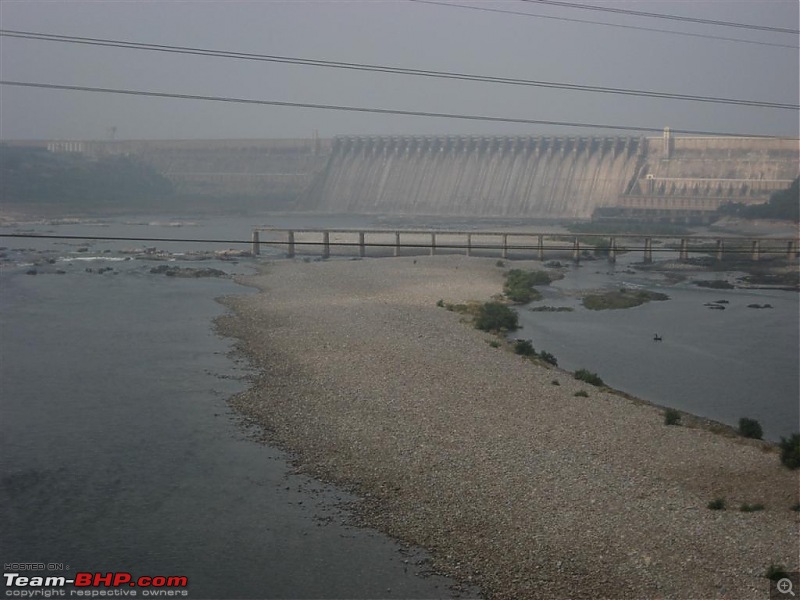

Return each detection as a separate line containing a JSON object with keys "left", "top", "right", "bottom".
{"left": 13, "top": 133, "right": 798, "bottom": 220}
{"left": 302, "top": 135, "right": 646, "bottom": 219}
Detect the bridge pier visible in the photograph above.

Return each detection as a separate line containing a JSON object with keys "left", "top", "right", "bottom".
{"left": 359, "top": 232, "right": 366, "bottom": 257}
{"left": 502, "top": 234, "right": 509, "bottom": 259}
{"left": 323, "top": 231, "right": 330, "bottom": 259}
{"left": 608, "top": 237, "right": 617, "bottom": 263}
{"left": 287, "top": 231, "right": 295, "bottom": 258}
{"left": 394, "top": 232, "right": 400, "bottom": 257}
{"left": 751, "top": 240, "right": 760, "bottom": 261}
{"left": 679, "top": 239, "right": 688, "bottom": 262}
{"left": 430, "top": 233, "right": 436, "bottom": 256}
{"left": 251, "top": 230, "right": 260, "bottom": 256}
{"left": 466, "top": 234, "right": 472, "bottom": 257}
{"left": 788, "top": 240, "right": 797, "bottom": 260}
{"left": 538, "top": 235, "right": 544, "bottom": 261}
{"left": 573, "top": 237, "right": 581, "bottom": 263}
{"left": 644, "top": 238, "right": 653, "bottom": 264}
{"left": 716, "top": 239, "right": 724, "bottom": 261}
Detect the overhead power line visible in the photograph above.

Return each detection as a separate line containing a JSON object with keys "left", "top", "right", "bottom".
{"left": 0, "top": 80, "right": 790, "bottom": 138}
{"left": 523, "top": 0, "right": 800, "bottom": 35}
{"left": 1, "top": 30, "right": 797, "bottom": 111}
{"left": 407, "top": 0, "right": 799, "bottom": 49}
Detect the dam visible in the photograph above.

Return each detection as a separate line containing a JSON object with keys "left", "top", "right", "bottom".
{"left": 301, "top": 135, "right": 646, "bottom": 219}
{"left": 16, "top": 131, "right": 799, "bottom": 220}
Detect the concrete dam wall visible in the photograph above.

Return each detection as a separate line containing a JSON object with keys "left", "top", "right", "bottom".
{"left": 21, "top": 133, "right": 798, "bottom": 218}
{"left": 302, "top": 135, "right": 646, "bottom": 219}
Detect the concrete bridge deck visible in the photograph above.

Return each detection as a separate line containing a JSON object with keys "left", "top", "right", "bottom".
{"left": 252, "top": 227, "right": 799, "bottom": 263}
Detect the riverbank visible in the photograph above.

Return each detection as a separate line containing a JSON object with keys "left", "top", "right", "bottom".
{"left": 217, "top": 255, "right": 798, "bottom": 600}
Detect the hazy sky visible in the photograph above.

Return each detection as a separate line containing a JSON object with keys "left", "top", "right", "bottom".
{"left": 1, "top": 0, "right": 798, "bottom": 140}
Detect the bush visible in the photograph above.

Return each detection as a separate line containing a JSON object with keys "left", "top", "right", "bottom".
{"left": 488, "top": 340, "right": 501, "bottom": 348}
{"left": 574, "top": 390, "right": 589, "bottom": 397}
{"left": 474, "top": 302, "right": 519, "bottom": 332}
{"left": 503, "top": 269, "right": 545, "bottom": 303}
{"left": 738, "top": 418, "right": 763, "bottom": 440}
{"left": 574, "top": 369, "right": 604, "bottom": 387}
{"left": 551, "top": 379, "right": 560, "bottom": 386}
{"left": 539, "top": 351, "right": 558, "bottom": 366}
{"left": 707, "top": 498, "right": 726, "bottom": 510}
{"left": 766, "top": 564, "right": 790, "bottom": 582}
{"left": 513, "top": 339, "right": 536, "bottom": 356}
{"left": 779, "top": 433, "right": 800, "bottom": 469}
{"left": 664, "top": 408, "right": 681, "bottom": 426}
{"left": 791, "top": 502, "right": 800, "bottom": 512}
{"left": 740, "top": 503, "right": 765, "bottom": 512}
{"left": 436, "top": 299, "right": 444, "bottom": 308}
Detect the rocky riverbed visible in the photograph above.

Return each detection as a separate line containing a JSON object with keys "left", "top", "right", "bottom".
{"left": 217, "top": 255, "right": 799, "bottom": 600}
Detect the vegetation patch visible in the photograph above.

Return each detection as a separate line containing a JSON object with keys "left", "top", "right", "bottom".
{"left": 551, "top": 379, "right": 560, "bottom": 386}
{"left": 574, "top": 390, "right": 589, "bottom": 397}
{"left": 664, "top": 408, "right": 681, "bottom": 426}
{"left": 538, "top": 351, "right": 558, "bottom": 366}
{"left": 778, "top": 433, "right": 800, "bottom": 470}
{"left": 529, "top": 306, "right": 574, "bottom": 312}
{"left": 693, "top": 279, "right": 734, "bottom": 289}
{"left": 707, "top": 498, "right": 726, "bottom": 510}
{"left": 474, "top": 302, "right": 519, "bottom": 333}
{"left": 717, "top": 177, "right": 799, "bottom": 222}
{"left": 739, "top": 503, "right": 765, "bottom": 512}
{"left": 582, "top": 288, "right": 669, "bottom": 310}
{"left": 766, "top": 564, "right": 791, "bottom": 582}
{"left": 513, "top": 339, "right": 536, "bottom": 356}
{"left": 503, "top": 269, "right": 554, "bottom": 303}
{"left": 738, "top": 418, "right": 763, "bottom": 440}
{"left": 574, "top": 369, "right": 604, "bottom": 387}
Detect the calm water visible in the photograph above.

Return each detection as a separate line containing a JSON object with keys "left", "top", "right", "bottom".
{"left": 0, "top": 215, "right": 474, "bottom": 599}
{"left": 2, "top": 214, "right": 797, "bottom": 600}
{"left": 515, "top": 254, "right": 799, "bottom": 441}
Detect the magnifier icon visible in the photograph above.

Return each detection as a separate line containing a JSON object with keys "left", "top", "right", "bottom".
{"left": 778, "top": 578, "right": 796, "bottom": 596}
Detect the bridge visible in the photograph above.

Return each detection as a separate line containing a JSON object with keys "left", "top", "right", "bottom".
{"left": 251, "top": 227, "right": 799, "bottom": 264}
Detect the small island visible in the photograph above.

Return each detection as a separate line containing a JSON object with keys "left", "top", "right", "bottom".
{"left": 582, "top": 288, "right": 669, "bottom": 310}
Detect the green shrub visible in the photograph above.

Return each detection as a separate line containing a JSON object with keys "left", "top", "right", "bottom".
{"left": 474, "top": 302, "right": 519, "bottom": 332}
{"left": 740, "top": 503, "right": 765, "bottom": 512}
{"left": 766, "top": 564, "right": 790, "bottom": 582}
{"left": 664, "top": 408, "right": 681, "bottom": 426}
{"left": 779, "top": 433, "right": 800, "bottom": 470}
{"left": 436, "top": 299, "right": 444, "bottom": 308}
{"left": 495, "top": 260, "right": 505, "bottom": 268}
{"left": 551, "top": 379, "right": 560, "bottom": 386}
{"left": 503, "top": 269, "right": 546, "bottom": 303}
{"left": 574, "top": 390, "right": 589, "bottom": 397}
{"left": 738, "top": 417, "right": 763, "bottom": 440}
{"left": 791, "top": 502, "right": 800, "bottom": 512}
{"left": 539, "top": 351, "right": 557, "bottom": 366}
{"left": 513, "top": 339, "right": 536, "bottom": 356}
{"left": 707, "top": 498, "right": 726, "bottom": 510}
{"left": 488, "top": 340, "right": 501, "bottom": 348}
{"left": 574, "top": 369, "right": 604, "bottom": 387}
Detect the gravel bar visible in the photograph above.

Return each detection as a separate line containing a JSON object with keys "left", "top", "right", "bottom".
{"left": 217, "top": 255, "right": 799, "bottom": 600}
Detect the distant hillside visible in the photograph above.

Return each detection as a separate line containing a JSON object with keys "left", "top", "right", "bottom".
{"left": 0, "top": 145, "right": 174, "bottom": 207}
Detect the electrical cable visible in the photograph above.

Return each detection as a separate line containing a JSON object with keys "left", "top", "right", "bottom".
{"left": 407, "top": 0, "right": 799, "bottom": 49}
{"left": 2, "top": 29, "right": 797, "bottom": 110}
{"left": 1, "top": 80, "right": 792, "bottom": 138}
{"left": 522, "top": 0, "right": 800, "bottom": 35}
